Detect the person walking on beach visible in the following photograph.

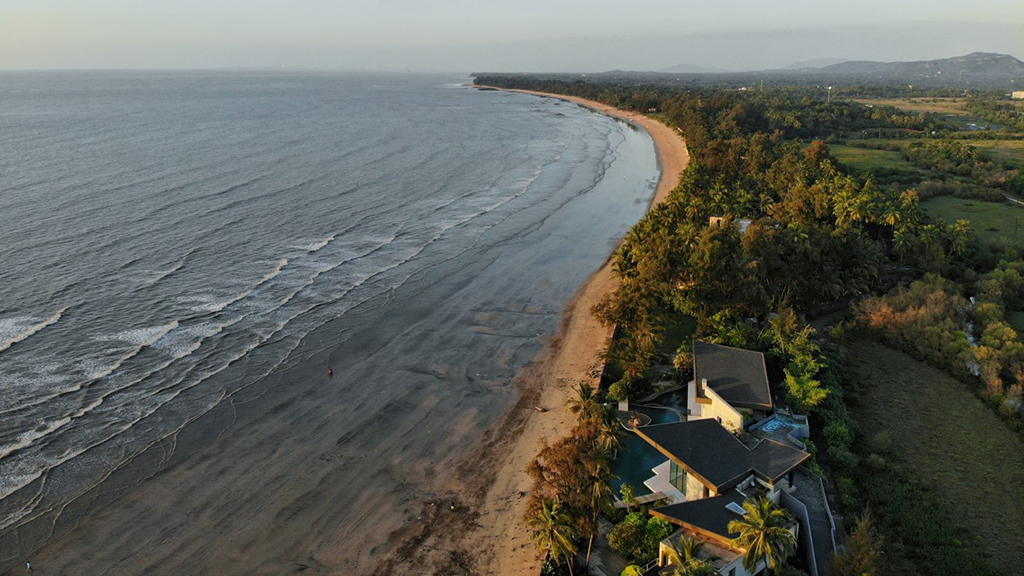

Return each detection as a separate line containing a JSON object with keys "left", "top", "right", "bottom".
{"left": 327, "top": 367, "right": 333, "bottom": 379}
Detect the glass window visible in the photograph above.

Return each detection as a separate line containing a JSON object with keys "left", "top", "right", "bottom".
{"left": 669, "top": 461, "right": 687, "bottom": 492}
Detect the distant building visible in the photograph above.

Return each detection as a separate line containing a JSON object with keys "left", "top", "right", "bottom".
{"left": 709, "top": 216, "right": 753, "bottom": 234}
{"left": 1012, "top": 91, "right": 1024, "bottom": 100}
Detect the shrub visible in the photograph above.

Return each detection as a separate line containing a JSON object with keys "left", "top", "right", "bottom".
{"left": 607, "top": 512, "right": 667, "bottom": 564}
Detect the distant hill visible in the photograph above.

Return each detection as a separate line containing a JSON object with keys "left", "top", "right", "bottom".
{"left": 815, "top": 52, "right": 1024, "bottom": 80}
{"left": 473, "top": 52, "right": 1024, "bottom": 90}
{"left": 780, "top": 58, "right": 847, "bottom": 70}
{"left": 659, "top": 63, "right": 732, "bottom": 74}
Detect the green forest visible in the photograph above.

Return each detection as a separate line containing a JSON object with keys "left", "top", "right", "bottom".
{"left": 477, "top": 76, "right": 1024, "bottom": 576}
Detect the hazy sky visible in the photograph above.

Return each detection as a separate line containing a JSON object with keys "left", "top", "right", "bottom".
{"left": 2, "top": 0, "right": 1022, "bottom": 71}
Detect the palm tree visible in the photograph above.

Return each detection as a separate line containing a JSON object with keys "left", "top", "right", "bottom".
{"left": 528, "top": 499, "right": 579, "bottom": 576}
{"left": 727, "top": 497, "right": 797, "bottom": 575}
{"left": 663, "top": 535, "right": 720, "bottom": 576}
{"left": 949, "top": 219, "right": 971, "bottom": 256}
{"left": 582, "top": 456, "right": 615, "bottom": 565}
{"left": 567, "top": 382, "right": 603, "bottom": 423}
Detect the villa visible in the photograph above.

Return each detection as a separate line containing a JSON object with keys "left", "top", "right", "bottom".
{"left": 687, "top": 340, "right": 774, "bottom": 431}
{"left": 615, "top": 340, "right": 837, "bottom": 576}
{"left": 634, "top": 419, "right": 810, "bottom": 576}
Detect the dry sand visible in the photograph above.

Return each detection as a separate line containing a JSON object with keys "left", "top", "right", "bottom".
{"left": 428, "top": 87, "right": 690, "bottom": 575}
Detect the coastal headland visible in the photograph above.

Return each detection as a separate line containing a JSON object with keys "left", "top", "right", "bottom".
{"left": 407, "top": 86, "right": 690, "bottom": 575}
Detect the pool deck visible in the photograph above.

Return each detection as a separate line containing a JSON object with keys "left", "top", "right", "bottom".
{"left": 613, "top": 491, "right": 668, "bottom": 508}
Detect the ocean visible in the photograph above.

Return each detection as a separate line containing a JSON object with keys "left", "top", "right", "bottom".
{"left": 0, "top": 71, "right": 657, "bottom": 572}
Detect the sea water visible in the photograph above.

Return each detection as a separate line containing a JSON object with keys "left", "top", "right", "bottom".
{"left": 0, "top": 71, "right": 658, "bottom": 570}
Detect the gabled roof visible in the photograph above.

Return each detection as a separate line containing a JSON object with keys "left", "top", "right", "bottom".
{"left": 650, "top": 489, "right": 748, "bottom": 542}
{"left": 634, "top": 419, "right": 809, "bottom": 492}
{"left": 693, "top": 340, "right": 773, "bottom": 410}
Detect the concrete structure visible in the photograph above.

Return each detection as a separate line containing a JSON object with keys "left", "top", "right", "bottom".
{"left": 687, "top": 341, "right": 773, "bottom": 431}
{"left": 1012, "top": 91, "right": 1024, "bottom": 100}
{"left": 634, "top": 419, "right": 813, "bottom": 576}
{"left": 709, "top": 216, "right": 754, "bottom": 234}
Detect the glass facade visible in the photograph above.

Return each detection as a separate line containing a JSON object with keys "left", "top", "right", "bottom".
{"left": 669, "top": 461, "right": 687, "bottom": 493}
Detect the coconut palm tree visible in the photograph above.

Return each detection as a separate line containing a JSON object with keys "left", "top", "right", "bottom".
{"left": 567, "top": 382, "right": 603, "bottom": 423}
{"left": 727, "top": 497, "right": 796, "bottom": 575}
{"left": 582, "top": 455, "right": 615, "bottom": 565}
{"left": 528, "top": 499, "right": 579, "bottom": 576}
{"left": 663, "top": 535, "right": 720, "bottom": 576}
{"left": 949, "top": 219, "right": 971, "bottom": 256}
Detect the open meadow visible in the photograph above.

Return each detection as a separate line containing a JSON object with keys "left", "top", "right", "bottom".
{"left": 851, "top": 97, "right": 971, "bottom": 116}
{"left": 921, "top": 195, "right": 1024, "bottom": 245}
{"left": 844, "top": 339, "right": 1024, "bottom": 574}
{"left": 828, "top": 144, "right": 924, "bottom": 173}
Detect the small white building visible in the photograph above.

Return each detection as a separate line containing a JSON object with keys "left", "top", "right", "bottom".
{"left": 687, "top": 340, "right": 774, "bottom": 432}
{"left": 709, "top": 216, "right": 753, "bottom": 234}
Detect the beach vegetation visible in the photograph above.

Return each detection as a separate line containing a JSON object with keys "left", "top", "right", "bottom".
{"left": 485, "top": 75, "right": 1024, "bottom": 576}
{"left": 529, "top": 499, "right": 579, "bottom": 576}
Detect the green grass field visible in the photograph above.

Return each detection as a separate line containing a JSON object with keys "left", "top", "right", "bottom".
{"left": 829, "top": 144, "right": 903, "bottom": 169}
{"left": 921, "top": 195, "right": 1024, "bottom": 245}
{"left": 844, "top": 340, "right": 1024, "bottom": 573}
{"left": 964, "top": 139, "right": 1024, "bottom": 168}
{"left": 828, "top": 144, "right": 923, "bottom": 172}
{"left": 851, "top": 97, "right": 971, "bottom": 116}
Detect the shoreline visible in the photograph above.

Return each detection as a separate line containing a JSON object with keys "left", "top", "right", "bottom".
{"left": 448, "top": 86, "right": 689, "bottom": 575}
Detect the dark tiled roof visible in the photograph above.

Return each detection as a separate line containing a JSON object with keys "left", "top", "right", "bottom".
{"left": 635, "top": 419, "right": 809, "bottom": 490}
{"left": 693, "top": 340, "right": 773, "bottom": 410}
{"left": 636, "top": 420, "right": 750, "bottom": 488}
{"left": 650, "top": 489, "right": 748, "bottom": 541}
{"left": 750, "top": 439, "right": 811, "bottom": 480}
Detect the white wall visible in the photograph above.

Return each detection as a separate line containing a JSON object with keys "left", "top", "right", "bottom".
{"left": 688, "top": 380, "right": 744, "bottom": 431}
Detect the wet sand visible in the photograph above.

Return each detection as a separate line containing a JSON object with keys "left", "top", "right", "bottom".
{"left": 426, "top": 87, "right": 690, "bottom": 575}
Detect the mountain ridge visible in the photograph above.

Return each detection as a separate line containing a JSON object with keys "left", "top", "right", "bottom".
{"left": 814, "top": 52, "right": 1024, "bottom": 79}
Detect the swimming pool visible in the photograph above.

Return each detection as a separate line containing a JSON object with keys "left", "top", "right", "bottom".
{"left": 649, "top": 388, "right": 688, "bottom": 413}
{"left": 633, "top": 405, "right": 682, "bottom": 425}
{"left": 612, "top": 431, "right": 667, "bottom": 495}
{"left": 749, "top": 412, "right": 808, "bottom": 439}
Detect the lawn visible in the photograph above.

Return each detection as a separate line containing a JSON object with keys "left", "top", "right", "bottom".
{"left": 921, "top": 195, "right": 1024, "bottom": 245}
{"left": 843, "top": 339, "right": 1024, "bottom": 574}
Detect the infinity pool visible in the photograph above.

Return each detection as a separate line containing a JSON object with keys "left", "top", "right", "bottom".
{"left": 612, "top": 431, "right": 666, "bottom": 495}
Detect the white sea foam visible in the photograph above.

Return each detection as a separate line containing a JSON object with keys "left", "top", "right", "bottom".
{"left": 255, "top": 258, "right": 288, "bottom": 286}
{"left": 0, "top": 416, "right": 72, "bottom": 462}
{"left": 152, "top": 248, "right": 195, "bottom": 283}
{"left": 0, "top": 307, "right": 69, "bottom": 354}
{"left": 306, "top": 235, "right": 335, "bottom": 252}
{"left": 194, "top": 289, "right": 253, "bottom": 313}
{"left": 88, "top": 321, "right": 178, "bottom": 380}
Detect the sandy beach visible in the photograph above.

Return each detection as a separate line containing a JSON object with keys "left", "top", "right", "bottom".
{"left": 428, "top": 87, "right": 690, "bottom": 575}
